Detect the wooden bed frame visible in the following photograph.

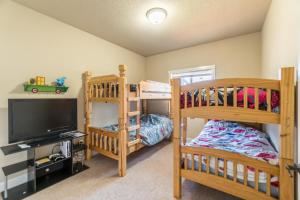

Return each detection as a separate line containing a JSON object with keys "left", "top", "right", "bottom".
{"left": 139, "top": 80, "right": 171, "bottom": 99}
{"left": 83, "top": 65, "right": 171, "bottom": 176}
{"left": 171, "top": 67, "right": 295, "bottom": 200}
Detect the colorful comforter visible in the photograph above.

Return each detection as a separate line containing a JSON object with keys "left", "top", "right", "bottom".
{"left": 187, "top": 120, "right": 278, "bottom": 165}
{"left": 185, "top": 120, "right": 279, "bottom": 197}
{"left": 102, "top": 114, "right": 173, "bottom": 146}
{"left": 180, "top": 88, "right": 280, "bottom": 113}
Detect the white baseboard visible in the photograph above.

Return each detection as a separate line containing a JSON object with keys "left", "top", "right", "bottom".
{"left": 0, "top": 174, "right": 28, "bottom": 193}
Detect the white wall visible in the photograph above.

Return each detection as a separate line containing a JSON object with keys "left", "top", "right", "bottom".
{"left": 146, "top": 32, "right": 261, "bottom": 82}
{"left": 146, "top": 32, "right": 262, "bottom": 137}
{"left": 262, "top": 0, "right": 299, "bottom": 150}
{"left": 261, "top": 0, "right": 300, "bottom": 198}
{"left": 0, "top": 0, "right": 146, "bottom": 189}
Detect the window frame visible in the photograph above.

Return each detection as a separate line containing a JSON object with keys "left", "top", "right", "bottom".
{"left": 169, "top": 65, "right": 216, "bottom": 85}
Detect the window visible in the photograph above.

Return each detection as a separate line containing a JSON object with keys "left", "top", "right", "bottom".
{"left": 169, "top": 65, "right": 215, "bottom": 85}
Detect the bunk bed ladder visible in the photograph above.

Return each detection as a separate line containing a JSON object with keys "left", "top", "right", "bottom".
{"left": 127, "top": 84, "right": 142, "bottom": 154}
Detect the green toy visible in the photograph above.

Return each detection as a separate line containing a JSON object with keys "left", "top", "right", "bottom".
{"left": 24, "top": 84, "right": 69, "bottom": 94}
{"left": 24, "top": 76, "right": 69, "bottom": 94}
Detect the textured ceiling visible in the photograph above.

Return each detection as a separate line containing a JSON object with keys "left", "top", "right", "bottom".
{"left": 14, "top": 0, "right": 271, "bottom": 56}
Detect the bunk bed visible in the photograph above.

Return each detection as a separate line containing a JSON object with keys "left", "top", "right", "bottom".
{"left": 83, "top": 65, "right": 172, "bottom": 177}
{"left": 171, "top": 67, "right": 295, "bottom": 200}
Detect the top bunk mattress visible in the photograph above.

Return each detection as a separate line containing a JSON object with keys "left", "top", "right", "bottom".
{"left": 186, "top": 120, "right": 278, "bottom": 166}
{"left": 139, "top": 80, "right": 171, "bottom": 99}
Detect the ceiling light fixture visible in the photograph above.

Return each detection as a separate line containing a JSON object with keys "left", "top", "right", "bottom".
{"left": 146, "top": 7, "right": 167, "bottom": 24}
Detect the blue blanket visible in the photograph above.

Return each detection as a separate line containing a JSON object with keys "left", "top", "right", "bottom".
{"left": 102, "top": 114, "right": 173, "bottom": 146}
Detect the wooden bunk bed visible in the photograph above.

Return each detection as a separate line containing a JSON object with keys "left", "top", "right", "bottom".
{"left": 171, "top": 67, "right": 295, "bottom": 200}
{"left": 83, "top": 65, "right": 171, "bottom": 177}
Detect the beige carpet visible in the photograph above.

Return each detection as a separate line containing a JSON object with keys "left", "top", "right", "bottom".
{"left": 25, "top": 141, "right": 240, "bottom": 200}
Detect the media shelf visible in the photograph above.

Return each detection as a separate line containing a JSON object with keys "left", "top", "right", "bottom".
{"left": 0, "top": 144, "right": 31, "bottom": 156}
{"left": 1, "top": 181, "right": 35, "bottom": 200}
{"left": 72, "top": 162, "right": 89, "bottom": 174}
{"left": 0, "top": 135, "right": 72, "bottom": 156}
{"left": 2, "top": 160, "right": 34, "bottom": 176}
{"left": 1, "top": 132, "right": 88, "bottom": 200}
{"left": 35, "top": 157, "right": 71, "bottom": 170}
{"left": 72, "top": 144, "right": 87, "bottom": 153}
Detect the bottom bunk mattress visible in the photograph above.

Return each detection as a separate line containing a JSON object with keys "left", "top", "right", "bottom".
{"left": 102, "top": 114, "right": 173, "bottom": 146}
{"left": 184, "top": 120, "right": 279, "bottom": 198}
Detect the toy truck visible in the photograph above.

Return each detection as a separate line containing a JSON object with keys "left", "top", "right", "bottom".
{"left": 24, "top": 84, "right": 69, "bottom": 94}
{"left": 24, "top": 76, "right": 69, "bottom": 94}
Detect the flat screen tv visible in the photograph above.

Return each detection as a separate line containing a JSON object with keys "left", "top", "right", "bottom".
{"left": 8, "top": 99, "right": 77, "bottom": 143}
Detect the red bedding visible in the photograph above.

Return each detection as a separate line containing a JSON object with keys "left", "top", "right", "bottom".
{"left": 180, "top": 88, "right": 280, "bottom": 112}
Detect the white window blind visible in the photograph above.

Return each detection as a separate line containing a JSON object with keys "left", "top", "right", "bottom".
{"left": 169, "top": 65, "right": 215, "bottom": 85}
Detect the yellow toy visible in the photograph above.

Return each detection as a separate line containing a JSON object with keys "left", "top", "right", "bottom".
{"left": 36, "top": 76, "right": 45, "bottom": 85}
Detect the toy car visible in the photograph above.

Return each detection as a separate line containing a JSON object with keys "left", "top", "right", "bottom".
{"left": 24, "top": 84, "right": 69, "bottom": 94}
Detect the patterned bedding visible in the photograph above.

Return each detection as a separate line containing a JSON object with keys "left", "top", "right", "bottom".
{"left": 180, "top": 88, "right": 280, "bottom": 112}
{"left": 185, "top": 120, "right": 279, "bottom": 197}
{"left": 102, "top": 114, "right": 173, "bottom": 146}
{"left": 187, "top": 120, "right": 278, "bottom": 165}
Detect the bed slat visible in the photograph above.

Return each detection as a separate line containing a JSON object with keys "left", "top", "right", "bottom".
{"left": 244, "top": 87, "right": 248, "bottom": 108}
{"left": 191, "top": 90, "right": 195, "bottom": 107}
{"left": 182, "top": 118, "right": 187, "bottom": 145}
{"left": 114, "top": 138, "right": 118, "bottom": 154}
{"left": 224, "top": 159, "right": 227, "bottom": 179}
{"left": 267, "top": 89, "right": 271, "bottom": 112}
{"left": 215, "top": 157, "right": 218, "bottom": 176}
{"left": 184, "top": 92, "right": 188, "bottom": 108}
{"left": 206, "top": 156, "right": 210, "bottom": 174}
{"left": 214, "top": 87, "right": 218, "bottom": 106}
{"left": 95, "top": 133, "right": 99, "bottom": 147}
{"left": 266, "top": 173, "right": 271, "bottom": 196}
{"left": 109, "top": 137, "right": 112, "bottom": 152}
{"left": 233, "top": 162, "right": 237, "bottom": 182}
{"left": 104, "top": 136, "right": 107, "bottom": 150}
{"left": 199, "top": 88, "right": 202, "bottom": 107}
{"left": 255, "top": 169, "right": 259, "bottom": 191}
{"left": 255, "top": 88, "right": 259, "bottom": 110}
{"left": 224, "top": 87, "right": 227, "bottom": 107}
{"left": 184, "top": 154, "right": 187, "bottom": 170}
{"left": 244, "top": 165, "right": 247, "bottom": 186}
{"left": 191, "top": 154, "right": 195, "bottom": 171}
{"left": 206, "top": 88, "right": 210, "bottom": 107}
{"left": 199, "top": 154, "right": 202, "bottom": 172}
{"left": 101, "top": 84, "right": 104, "bottom": 98}
{"left": 100, "top": 135, "right": 103, "bottom": 149}
{"left": 233, "top": 86, "right": 237, "bottom": 107}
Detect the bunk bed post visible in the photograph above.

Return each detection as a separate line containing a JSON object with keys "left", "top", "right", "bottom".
{"left": 279, "top": 67, "right": 295, "bottom": 200}
{"left": 168, "top": 79, "right": 172, "bottom": 119}
{"left": 83, "top": 71, "right": 92, "bottom": 160}
{"left": 168, "top": 99, "right": 171, "bottom": 118}
{"left": 172, "top": 78, "right": 182, "bottom": 198}
{"left": 118, "top": 64, "right": 128, "bottom": 177}
{"left": 182, "top": 118, "right": 187, "bottom": 145}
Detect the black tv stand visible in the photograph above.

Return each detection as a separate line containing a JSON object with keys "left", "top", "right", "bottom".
{"left": 0, "top": 132, "right": 88, "bottom": 200}
{"left": 25, "top": 134, "right": 70, "bottom": 147}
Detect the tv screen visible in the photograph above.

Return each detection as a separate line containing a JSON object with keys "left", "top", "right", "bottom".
{"left": 9, "top": 99, "right": 77, "bottom": 143}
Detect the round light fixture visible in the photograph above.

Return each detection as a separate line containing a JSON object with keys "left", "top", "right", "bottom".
{"left": 146, "top": 7, "right": 167, "bottom": 24}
